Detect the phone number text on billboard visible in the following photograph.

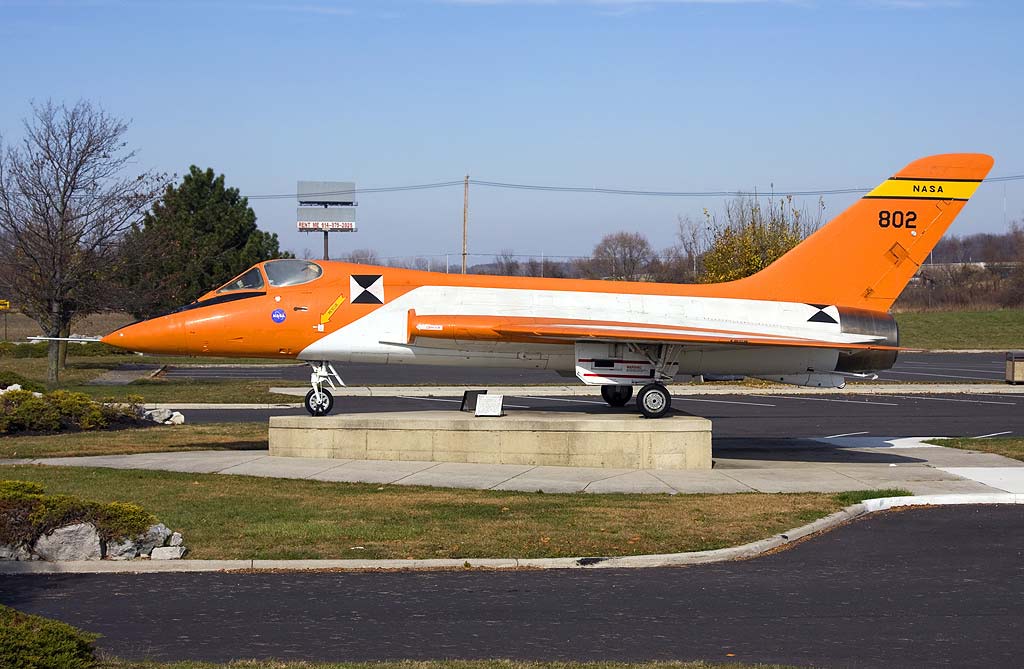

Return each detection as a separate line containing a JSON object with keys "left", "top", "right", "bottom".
{"left": 297, "top": 221, "right": 358, "bottom": 232}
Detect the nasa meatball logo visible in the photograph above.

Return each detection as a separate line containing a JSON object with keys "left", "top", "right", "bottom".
{"left": 271, "top": 308, "right": 286, "bottom": 323}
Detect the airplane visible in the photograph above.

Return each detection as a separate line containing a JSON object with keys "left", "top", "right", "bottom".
{"left": 99, "top": 153, "right": 993, "bottom": 418}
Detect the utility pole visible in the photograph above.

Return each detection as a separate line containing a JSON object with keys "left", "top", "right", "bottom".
{"left": 462, "top": 174, "right": 469, "bottom": 274}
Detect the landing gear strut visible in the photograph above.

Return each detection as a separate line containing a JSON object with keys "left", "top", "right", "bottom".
{"left": 304, "top": 361, "right": 344, "bottom": 417}
{"left": 600, "top": 384, "right": 633, "bottom": 407}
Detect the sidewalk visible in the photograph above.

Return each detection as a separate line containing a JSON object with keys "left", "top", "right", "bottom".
{"left": 7, "top": 436, "right": 1022, "bottom": 495}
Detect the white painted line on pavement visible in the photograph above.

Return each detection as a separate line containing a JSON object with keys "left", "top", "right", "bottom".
{"left": 973, "top": 431, "right": 1012, "bottom": 439}
{"left": 888, "top": 394, "right": 1016, "bottom": 406}
{"left": 514, "top": 396, "right": 607, "bottom": 405}
{"left": 825, "top": 431, "right": 869, "bottom": 438}
{"left": 672, "top": 397, "right": 775, "bottom": 407}
{"left": 905, "top": 366, "right": 1003, "bottom": 374}
{"left": 883, "top": 370, "right": 1001, "bottom": 381}
{"left": 396, "top": 396, "right": 530, "bottom": 408}
{"left": 755, "top": 394, "right": 898, "bottom": 406}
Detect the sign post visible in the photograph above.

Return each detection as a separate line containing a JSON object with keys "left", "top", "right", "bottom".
{"left": 297, "top": 181, "right": 357, "bottom": 261}
{"left": 0, "top": 299, "right": 9, "bottom": 342}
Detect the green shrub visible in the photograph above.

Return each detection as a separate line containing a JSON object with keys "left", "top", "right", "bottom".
{"left": 0, "top": 390, "right": 140, "bottom": 435}
{"left": 0, "top": 370, "right": 46, "bottom": 393}
{"left": 0, "top": 341, "right": 127, "bottom": 358}
{"left": 0, "top": 603, "right": 99, "bottom": 669}
{"left": 94, "top": 501, "right": 155, "bottom": 541}
{"left": 0, "top": 341, "right": 48, "bottom": 358}
{"left": 49, "top": 391, "right": 108, "bottom": 430}
{"left": 0, "top": 481, "right": 159, "bottom": 545}
{"left": 0, "top": 480, "right": 45, "bottom": 496}
{"left": 0, "top": 490, "right": 42, "bottom": 545}
{"left": 0, "top": 391, "right": 62, "bottom": 433}
{"left": 27, "top": 495, "right": 100, "bottom": 538}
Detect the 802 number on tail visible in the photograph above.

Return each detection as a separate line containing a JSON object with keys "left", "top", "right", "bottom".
{"left": 878, "top": 210, "right": 917, "bottom": 229}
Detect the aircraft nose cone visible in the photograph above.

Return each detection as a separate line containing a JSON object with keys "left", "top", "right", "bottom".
{"left": 102, "top": 314, "right": 187, "bottom": 355}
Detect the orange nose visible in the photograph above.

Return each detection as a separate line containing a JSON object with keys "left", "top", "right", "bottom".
{"left": 102, "top": 313, "right": 188, "bottom": 355}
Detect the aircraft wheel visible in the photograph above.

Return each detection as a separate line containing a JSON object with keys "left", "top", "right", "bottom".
{"left": 636, "top": 383, "right": 671, "bottom": 419}
{"left": 600, "top": 384, "right": 634, "bottom": 407}
{"left": 304, "top": 388, "right": 334, "bottom": 416}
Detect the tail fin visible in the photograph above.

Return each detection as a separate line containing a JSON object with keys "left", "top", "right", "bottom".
{"left": 732, "top": 153, "right": 994, "bottom": 311}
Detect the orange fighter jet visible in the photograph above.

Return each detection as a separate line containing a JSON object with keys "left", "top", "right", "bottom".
{"left": 101, "top": 154, "right": 993, "bottom": 418}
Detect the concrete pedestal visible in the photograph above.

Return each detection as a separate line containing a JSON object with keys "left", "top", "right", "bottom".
{"left": 269, "top": 411, "right": 712, "bottom": 470}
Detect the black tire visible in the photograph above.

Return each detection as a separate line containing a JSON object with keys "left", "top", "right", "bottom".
{"left": 636, "top": 383, "right": 671, "bottom": 419}
{"left": 304, "top": 388, "right": 334, "bottom": 416}
{"left": 600, "top": 384, "right": 634, "bottom": 407}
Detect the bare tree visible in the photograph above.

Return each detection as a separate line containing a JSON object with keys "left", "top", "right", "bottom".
{"left": 341, "top": 248, "right": 380, "bottom": 264}
{"left": 0, "top": 100, "right": 164, "bottom": 385}
{"left": 580, "top": 231, "right": 656, "bottom": 281}
{"left": 495, "top": 249, "right": 521, "bottom": 276}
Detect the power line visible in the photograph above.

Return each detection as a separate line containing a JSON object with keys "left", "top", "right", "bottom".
{"left": 243, "top": 173, "right": 1024, "bottom": 201}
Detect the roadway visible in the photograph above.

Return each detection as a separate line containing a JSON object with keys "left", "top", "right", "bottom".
{"left": 2, "top": 505, "right": 1020, "bottom": 668}
{"left": 161, "top": 351, "right": 1010, "bottom": 385}
{"left": 183, "top": 391, "right": 1024, "bottom": 441}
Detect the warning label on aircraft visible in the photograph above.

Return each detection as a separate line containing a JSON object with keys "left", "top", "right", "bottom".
{"left": 320, "top": 294, "right": 347, "bottom": 325}
{"left": 351, "top": 275, "right": 384, "bottom": 305}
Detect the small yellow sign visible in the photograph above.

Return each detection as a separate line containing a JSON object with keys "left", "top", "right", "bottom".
{"left": 0, "top": 300, "right": 9, "bottom": 310}
{"left": 319, "top": 294, "right": 346, "bottom": 325}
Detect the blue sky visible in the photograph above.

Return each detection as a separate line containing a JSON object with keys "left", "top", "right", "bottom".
{"left": 1, "top": 0, "right": 1021, "bottom": 262}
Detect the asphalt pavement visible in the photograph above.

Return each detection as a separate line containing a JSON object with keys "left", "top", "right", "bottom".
{"left": 160, "top": 351, "right": 1011, "bottom": 385}
{"left": 2, "top": 505, "right": 1020, "bottom": 668}
{"left": 179, "top": 390, "right": 1024, "bottom": 441}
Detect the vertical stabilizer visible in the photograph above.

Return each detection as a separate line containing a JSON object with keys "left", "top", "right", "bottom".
{"left": 732, "top": 153, "right": 994, "bottom": 311}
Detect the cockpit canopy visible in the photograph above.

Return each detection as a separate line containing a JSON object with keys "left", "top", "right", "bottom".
{"left": 214, "top": 260, "right": 323, "bottom": 295}
{"left": 264, "top": 259, "right": 323, "bottom": 287}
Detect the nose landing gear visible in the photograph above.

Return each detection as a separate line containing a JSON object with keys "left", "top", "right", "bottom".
{"left": 305, "top": 361, "right": 344, "bottom": 417}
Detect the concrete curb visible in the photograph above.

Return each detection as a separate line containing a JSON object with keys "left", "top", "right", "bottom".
{"left": 3, "top": 494, "right": 1019, "bottom": 575}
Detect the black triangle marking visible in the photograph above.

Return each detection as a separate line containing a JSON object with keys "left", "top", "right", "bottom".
{"left": 352, "top": 291, "right": 383, "bottom": 305}
{"left": 808, "top": 311, "right": 838, "bottom": 324}
{"left": 807, "top": 303, "right": 828, "bottom": 310}
{"left": 353, "top": 274, "right": 380, "bottom": 289}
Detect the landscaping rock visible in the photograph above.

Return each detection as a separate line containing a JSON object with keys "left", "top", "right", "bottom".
{"left": 151, "top": 546, "right": 186, "bottom": 560}
{"left": 137, "top": 523, "right": 172, "bottom": 555}
{"left": 169, "top": 531, "right": 183, "bottom": 547}
{"left": 105, "top": 538, "right": 138, "bottom": 560}
{"left": 167, "top": 411, "right": 185, "bottom": 425}
{"left": 0, "top": 544, "right": 32, "bottom": 561}
{"left": 33, "top": 523, "right": 102, "bottom": 561}
{"left": 144, "top": 408, "right": 173, "bottom": 423}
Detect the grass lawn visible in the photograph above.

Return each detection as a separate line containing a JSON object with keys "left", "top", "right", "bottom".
{"left": 97, "top": 661, "right": 796, "bottom": 669}
{"left": 0, "top": 422, "right": 267, "bottom": 459}
{"left": 927, "top": 437, "right": 1024, "bottom": 462}
{"left": 0, "top": 463, "right": 904, "bottom": 560}
{"left": 895, "top": 309, "right": 1024, "bottom": 350}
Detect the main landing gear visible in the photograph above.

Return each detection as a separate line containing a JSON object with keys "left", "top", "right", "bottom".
{"left": 600, "top": 384, "right": 633, "bottom": 407}
{"left": 304, "top": 361, "right": 344, "bottom": 417}
{"left": 600, "top": 382, "right": 672, "bottom": 418}
{"left": 636, "top": 382, "right": 671, "bottom": 419}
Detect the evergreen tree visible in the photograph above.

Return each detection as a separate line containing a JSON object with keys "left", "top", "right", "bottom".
{"left": 120, "top": 166, "right": 290, "bottom": 318}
